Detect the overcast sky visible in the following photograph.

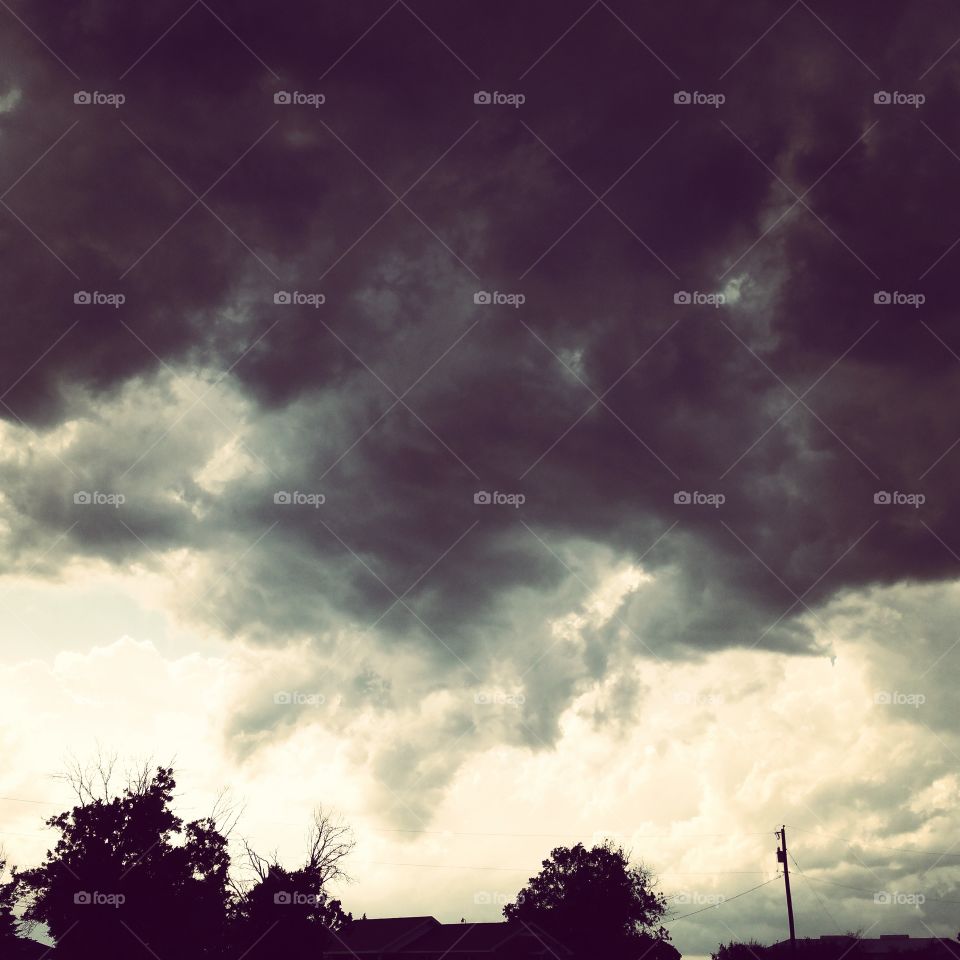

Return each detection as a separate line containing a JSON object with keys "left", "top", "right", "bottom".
{"left": 2, "top": 1, "right": 960, "bottom": 956}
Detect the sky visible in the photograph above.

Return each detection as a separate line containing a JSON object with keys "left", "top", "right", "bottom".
{"left": 2, "top": 1, "right": 960, "bottom": 956}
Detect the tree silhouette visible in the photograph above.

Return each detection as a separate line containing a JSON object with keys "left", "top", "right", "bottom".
{"left": 17, "top": 766, "right": 231, "bottom": 960}
{"left": 504, "top": 842, "right": 673, "bottom": 960}
{"left": 0, "top": 852, "right": 22, "bottom": 945}
{"left": 229, "top": 808, "right": 352, "bottom": 958}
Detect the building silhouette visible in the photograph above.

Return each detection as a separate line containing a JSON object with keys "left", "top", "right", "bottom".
{"left": 325, "top": 916, "right": 574, "bottom": 959}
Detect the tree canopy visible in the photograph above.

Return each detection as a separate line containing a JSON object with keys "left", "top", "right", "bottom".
{"left": 6, "top": 765, "right": 704, "bottom": 960}
{"left": 503, "top": 841, "right": 675, "bottom": 960}
{"left": 13, "top": 764, "right": 352, "bottom": 960}
{"left": 16, "top": 766, "right": 231, "bottom": 959}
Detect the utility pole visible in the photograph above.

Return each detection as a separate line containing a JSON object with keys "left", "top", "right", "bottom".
{"left": 776, "top": 825, "right": 797, "bottom": 953}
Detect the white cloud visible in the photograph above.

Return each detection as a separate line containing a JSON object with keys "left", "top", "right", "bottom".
{"left": 2, "top": 570, "right": 960, "bottom": 957}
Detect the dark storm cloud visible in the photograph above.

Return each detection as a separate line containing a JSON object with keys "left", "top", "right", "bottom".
{"left": 3, "top": 1, "right": 960, "bottom": 756}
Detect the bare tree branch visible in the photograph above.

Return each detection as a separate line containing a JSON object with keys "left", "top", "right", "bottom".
{"left": 55, "top": 749, "right": 157, "bottom": 803}
{"left": 210, "top": 786, "right": 245, "bottom": 840}
{"left": 306, "top": 805, "right": 354, "bottom": 887}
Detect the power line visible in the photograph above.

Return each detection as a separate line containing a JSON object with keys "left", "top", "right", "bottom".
{"left": 669, "top": 876, "right": 782, "bottom": 922}
{"left": 4, "top": 792, "right": 956, "bottom": 858}
{"left": 802, "top": 875, "right": 960, "bottom": 905}
{"left": 372, "top": 828, "right": 775, "bottom": 839}
{"left": 786, "top": 825, "right": 960, "bottom": 860}
{"left": 789, "top": 851, "right": 843, "bottom": 934}
{"left": 363, "top": 861, "right": 528, "bottom": 872}
{"left": 361, "top": 862, "right": 772, "bottom": 875}
{"left": 0, "top": 796, "right": 775, "bottom": 840}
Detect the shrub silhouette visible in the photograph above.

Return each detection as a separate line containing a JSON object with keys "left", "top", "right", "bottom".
{"left": 713, "top": 940, "right": 772, "bottom": 960}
